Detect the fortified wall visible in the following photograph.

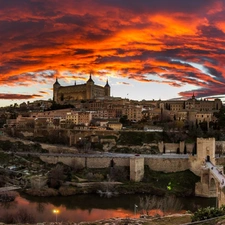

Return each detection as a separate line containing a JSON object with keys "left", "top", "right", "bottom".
{"left": 40, "top": 155, "right": 144, "bottom": 181}
{"left": 144, "top": 158, "right": 189, "bottom": 172}
{"left": 40, "top": 155, "right": 190, "bottom": 173}
{"left": 158, "top": 141, "right": 195, "bottom": 154}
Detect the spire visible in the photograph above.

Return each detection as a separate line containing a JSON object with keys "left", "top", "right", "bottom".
{"left": 105, "top": 79, "right": 110, "bottom": 87}
{"left": 54, "top": 77, "right": 60, "bottom": 85}
{"left": 87, "top": 73, "right": 94, "bottom": 83}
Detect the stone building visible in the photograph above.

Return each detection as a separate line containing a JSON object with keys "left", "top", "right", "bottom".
{"left": 53, "top": 74, "right": 110, "bottom": 104}
{"left": 164, "top": 94, "right": 222, "bottom": 111}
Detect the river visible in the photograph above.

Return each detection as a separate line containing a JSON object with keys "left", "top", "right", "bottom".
{"left": 0, "top": 193, "right": 216, "bottom": 223}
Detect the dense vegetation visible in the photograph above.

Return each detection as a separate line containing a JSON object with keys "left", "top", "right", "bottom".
{"left": 0, "top": 140, "right": 47, "bottom": 153}
{"left": 191, "top": 205, "right": 225, "bottom": 222}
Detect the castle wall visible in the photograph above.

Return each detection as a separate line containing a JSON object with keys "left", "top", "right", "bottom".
{"left": 93, "top": 85, "right": 105, "bottom": 97}
{"left": 54, "top": 80, "right": 110, "bottom": 103}
{"left": 57, "top": 85, "right": 87, "bottom": 102}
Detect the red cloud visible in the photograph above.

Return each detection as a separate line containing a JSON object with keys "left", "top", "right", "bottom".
{"left": 0, "top": 0, "right": 225, "bottom": 100}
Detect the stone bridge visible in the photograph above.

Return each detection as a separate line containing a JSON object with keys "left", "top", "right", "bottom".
{"left": 194, "top": 138, "right": 225, "bottom": 207}
{"left": 12, "top": 136, "right": 225, "bottom": 206}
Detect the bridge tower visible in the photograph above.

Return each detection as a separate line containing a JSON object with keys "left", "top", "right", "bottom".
{"left": 194, "top": 137, "right": 225, "bottom": 207}
{"left": 196, "top": 137, "right": 216, "bottom": 165}
{"left": 195, "top": 138, "right": 216, "bottom": 198}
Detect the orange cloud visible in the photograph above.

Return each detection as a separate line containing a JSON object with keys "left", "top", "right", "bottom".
{"left": 0, "top": 0, "right": 225, "bottom": 100}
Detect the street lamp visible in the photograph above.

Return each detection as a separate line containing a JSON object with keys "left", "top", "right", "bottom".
{"left": 53, "top": 209, "right": 59, "bottom": 222}
{"left": 134, "top": 204, "right": 138, "bottom": 216}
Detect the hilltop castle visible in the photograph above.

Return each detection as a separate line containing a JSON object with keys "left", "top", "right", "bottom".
{"left": 53, "top": 74, "right": 110, "bottom": 104}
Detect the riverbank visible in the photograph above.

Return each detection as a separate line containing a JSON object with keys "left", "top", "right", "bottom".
{"left": 74, "top": 214, "right": 192, "bottom": 225}
{"left": 3, "top": 214, "right": 225, "bottom": 225}
{"left": 0, "top": 214, "right": 192, "bottom": 225}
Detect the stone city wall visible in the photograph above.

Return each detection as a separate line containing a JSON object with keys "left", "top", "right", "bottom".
{"left": 144, "top": 158, "right": 189, "bottom": 172}
{"left": 40, "top": 155, "right": 86, "bottom": 167}
{"left": 40, "top": 155, "right": 189, "bottom": 173}
{"left": 40, "top": 155, "right": 130, "bottom": 168}
{"left": 86, "top": 157, "right": 130, "bottom": 168}
{"left": 158, "top": 141, "right": 194, "bottom": 154}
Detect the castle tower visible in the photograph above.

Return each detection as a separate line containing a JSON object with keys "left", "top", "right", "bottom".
{"left": 53, "top": 78, "right": 61, "bottom": 102}
{"left": 86, "top": 74, "right": 94, "bottom": 99}
{"left": 104, "top": 79, "right": 110, "bottom": 97}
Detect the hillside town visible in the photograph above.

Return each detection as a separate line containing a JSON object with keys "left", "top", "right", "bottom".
{"left": 0, "top": 76, "right": 223, "bottom": 134}
{"left": 1, "top": 77, "right": 225, "bottom": 225}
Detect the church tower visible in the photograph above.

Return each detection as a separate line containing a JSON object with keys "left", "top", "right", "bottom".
{"left": 104, "top": 79, "right": 110, "bottom": 97}
{"left": 53, "top": 78, "right": 61, "bottom": 102}
{"left": 86, "top": 74, "right": 94, "bottom": 99}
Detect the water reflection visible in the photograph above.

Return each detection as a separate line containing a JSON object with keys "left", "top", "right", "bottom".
{"left": 36, "top": 202, "right": 46, "bottom": 214}
{"left": 0, "top": 200, "right": 18, "bottom": 210}
{"left": 0, "top": 193, "right": 216, "bottom": 223}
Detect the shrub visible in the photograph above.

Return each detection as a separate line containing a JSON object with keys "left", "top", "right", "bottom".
{"left": 191, "top": 206, "right": 225, "bottom": 222}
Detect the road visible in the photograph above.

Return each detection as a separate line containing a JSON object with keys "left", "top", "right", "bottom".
{"left": 15, "top": 151, "right": 189, "bottom": 159}
{"left": 206, "top": 161, "right": 225, "bottom": 188}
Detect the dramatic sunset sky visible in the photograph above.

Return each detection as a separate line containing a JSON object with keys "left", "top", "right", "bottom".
{"left": 1, "top": 0, "right": 225, "bottom": 106}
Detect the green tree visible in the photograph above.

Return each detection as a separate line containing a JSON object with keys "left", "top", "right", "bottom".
{"left": 47, "top": 165, "right": 65, "bottom": 189}
{"left": 119, "top": 115, "right": 129, "bottom": 126}
{"left": 214, "top": 106, "right": 225, "bottom": 130}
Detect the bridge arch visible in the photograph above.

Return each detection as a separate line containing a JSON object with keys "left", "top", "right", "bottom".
{"left": 209, "top": 177, "right": 217, "bottom": 195}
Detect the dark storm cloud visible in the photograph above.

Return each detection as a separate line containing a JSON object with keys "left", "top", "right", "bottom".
{"left": 205, "top": 66, "right": 223, "bottom": 78}
{"left": 179, "top": 85, "right": 225, "bottom": 98}
{"left": 0, "top": 93, "right": 43, "bottom": 100}
{"left": 73, "top": 49, "right": 94, "bottom": 55}
{"left": 55, "top": 14, "right": 94, "bottom": 26}
{"left": 95, "top": 0, "right": 215, "bottom": 13}
{"left": 198, "top": 25, "right": 225, "bottom": 38}
{"left": 0, "top": 20, "right": 46, "bottom": 34}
